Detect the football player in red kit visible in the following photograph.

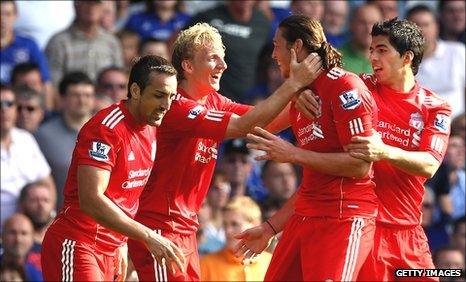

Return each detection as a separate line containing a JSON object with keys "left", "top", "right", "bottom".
{"left": 347, "top": 18, "right": 452, "bottom": 281}
{"left": 127, "top": 23, "right": 323, "bottom": 281}
{"left": 41, "top": 56, "right": 186, "bottom": 281}
{"left": 235, "top": 15, "right": 379, "bottom": 281}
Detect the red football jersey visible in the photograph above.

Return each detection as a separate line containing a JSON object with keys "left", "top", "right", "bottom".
{"left": 361, "top": 74, "right": 452, "bottom": 226}
{"left": 135, "top": 88, "right": 251, "bottom": 235}
{"left": 291, "top": 68, "right": 378, "bottom": 218}
{"left": 47, "top": 102, "right": 157, "bottom": 255}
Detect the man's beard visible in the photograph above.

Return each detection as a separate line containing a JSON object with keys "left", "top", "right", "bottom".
{"left": 25, "top": 211, "right": 53, "bottom": 230}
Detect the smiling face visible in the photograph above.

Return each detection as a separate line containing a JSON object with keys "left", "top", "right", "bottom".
{"left": 133, "top": 72, "right": 177, "bottom": 126}
{"left": 369, "top": 35, "right": 407, "bottom": 85}
{"left": 272, "top": 28, "right": 292, "bottom": 79}
{"left": 185, "top": 43, "right": 226, "bottom": 92}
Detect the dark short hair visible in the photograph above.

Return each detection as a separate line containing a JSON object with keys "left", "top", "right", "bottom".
{"left": 96, "top": 66, "right": 127, "bottom": 87}
{"left": 13, "top": 85, "right": 44, "bottom": 108}
{"left": 19, "top": 181, "right": 49, "bottom": 203}
{"left": 406, "top": 4, "right": 435, "bottom": 20}
{"left": 58, "top": 71, "right": 94, "bottom": 96}
{"left": 11, "top": 63, "right": 42, "bottom": 85}
{"left": 371, "top": 18, "right": 425, "bottom": 75}
{"left": 127, "top": 55, "right": 177, "bottom": 98}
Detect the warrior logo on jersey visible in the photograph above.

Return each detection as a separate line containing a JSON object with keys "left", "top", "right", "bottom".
{"left": 339, "top": 89, "right": 361, "bottom": 110}
{"left": 434, "top": 114, "right": 450, "bottom": 133}
{"left": 409, "top": 112, "right": 424, "bottom": 131}
{"left": 89, "top": 141, "right": 111, "bottom": 161}
{"left": 187, "top": 105, "right": 205, "bottom": 119}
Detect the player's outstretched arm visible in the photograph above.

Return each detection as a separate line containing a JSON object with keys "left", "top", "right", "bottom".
{"left": 224, "top": 50, "right": 322, "bottom": 139}
{"left": 77, "top": 165, "right": 186, "bottom": 274}
{"left": 247, "top": 127, "right": 371, "bottom": 178}
{"left": 347, "top": 132, "right": 441, "bottom": 178}
{"left": 233, "top": 194, "right": 296, "bottom": 264}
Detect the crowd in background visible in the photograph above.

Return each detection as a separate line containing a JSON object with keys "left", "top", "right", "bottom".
{"left": 0, "top": 0, "right": 464, "bottom": 281}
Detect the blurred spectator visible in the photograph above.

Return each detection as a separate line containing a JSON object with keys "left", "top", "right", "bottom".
{"left": 438, "top": 0, "right": 465, "bottom": 44}
{"left": 290, "top": 0, "right": 324, "bottom": 21}
{"left": 422, "top": 185, "right": 450, "bottom": 252}
{"left": 96, "top": 66, "right": 128, "bottom": 103}
{"left": 0, "top": 213, "right": 42, "bottom": 281}
{"left": 125, "top": 0, "right": 190, "bottom": 41}
{"left": 446, "top": 135, "right": 465, "bottom": 220}
{"left": 181, "top": 0, "right": 221, "bottom": 16}
{"left": 94, "top": 93, "right": 113, "bottom": 113}
{"left": 1, "top": 85, "right": 54, "bottom": 232}
{"left": 407, "top": 5, "right": 465, "bottom": 117}
{"left": 10, "top": 63, "right": 54, "bottom": 111}
{"left": 139, "top": 38, "right": 170, "bottom": 60}
{"left": 220, "top": 139, "right": 254, "bottom": 198}
{"left": 256, "top": 0, "right": 291, "bottom": 41}
{"left": 100, "top": 0, "right": 117, "bottom": 33}
{"left": 451, "top": 216, "right": 465, "bottom": 257}
{"left": 198, "top": 199, "right": 213, "bottom": 256}
{"left": 188, "top": 1, "right": 271, "bottom": 103}
{"left": 201, "top": 170, "right": 231, "bottom": 254}
{"left": 451, "top": 113, "right": 465, "bottom": 139}
{"left": 200, "top": 196, "right": 272, "bottom": 281}
{"left": 367, "top": 0, "right": 399, "bottom": 20}
{"left": 340, "top": 3, "right": 382, "bottom": 74}
{"left": 19, "top": 182, "right": 56, "bottom": 275}
{"left": 116, "top": 29, "right": 141, "bottom": 71}
{"left": 0, "top": 263, "right": 27, "bottom": 281}
{"left": 322, "top": 0, "right": 350, "bottom": 48}
{"left": 261, "top": 161, "right": 297, "bottom": 206}
{"left": 35, "top": 72, "right": 95, "bottom": 210}
{"left": 0, "top": 1, "right": 51, "bottom": 91}
{"left": 14, "top": 1, "right": 74, "bottom": 50}
{"left": 14, "top": 85, "right": 44, "bottom": 134}
{"left": 45, "top": 0, "right": 124, "bottom": 86}
{"left": 433, "top": 245, "right": 465, "bottom": 280}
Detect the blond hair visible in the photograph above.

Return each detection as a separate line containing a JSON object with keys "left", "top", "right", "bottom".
{"left": 172, "top": 23, "right": 225, "bottom": 80}
{"left": 223, "top": 196, "right": 262, "bottom": 224}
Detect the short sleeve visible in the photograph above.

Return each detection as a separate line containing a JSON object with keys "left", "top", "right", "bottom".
{"left": 74, "top": 122, "right": 122, "bottom": 171}
{"left": 332, "top": 77, "right": 376, "bottom": 146}
{"left": 419, "top": 103, "right": 452, "bottom": 162}
{"left": 160, "top": 99, "right": 234, "bottom": 141}
{"left": 221, "top": 96, "right": 252, "bottom": 115}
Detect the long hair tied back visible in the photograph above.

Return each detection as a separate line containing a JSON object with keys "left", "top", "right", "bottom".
{"left": 279, "top": 15, "right": 342, "bottom": 70}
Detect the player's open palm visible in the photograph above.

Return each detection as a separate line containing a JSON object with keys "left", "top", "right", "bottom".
{"left": 289, "top": 49, "right": 323, "bottom": 89}
{"left": 145, "top": 231, "right": 186, "bottom": 275}
{"left": 247, "top": 127, "right": 297, "bottom": 163}
{"left": 233, "top": 224, "right": 273, "bottom": 265}
{"left": 347, "top": 129, "right": 388, "bottom": 162}
{"left": 114, "top": 243, "right": 128, "bottom": 281}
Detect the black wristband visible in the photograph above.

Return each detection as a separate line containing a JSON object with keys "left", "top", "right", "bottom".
{"left": 265, "top": 220, "right": 278, "bottom": 235}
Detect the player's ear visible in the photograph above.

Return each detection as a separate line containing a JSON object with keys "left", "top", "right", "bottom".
{"left": 181, "top": 59, "right": 193, "bottom": 76}
{"left": 403, "top": 50, "right": 414, "bottom": 66}
{"left": 293, "top": 39, "right": 304, "bottom": 54}
{"left": 130, "top": 83, "right": 141, "bottom": 100}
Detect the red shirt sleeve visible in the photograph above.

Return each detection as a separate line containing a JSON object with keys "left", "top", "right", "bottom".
{"left": 160, "top": 98, "right": 234, "bottom": 141}
{"left": 75, "top": 121, "right": 122, "bottom": 171}
{"left": 419, "top": 102, "right": 452, "bottom": 162}
{"left": 221, "top": 96, "right": 252, "bottom": 115}
{"left": 332, "top": 76, "right": 377, "bottom": 146}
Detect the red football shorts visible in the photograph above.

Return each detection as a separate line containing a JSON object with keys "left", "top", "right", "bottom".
{"left": 41, "top": 229, "right": 115, "bottom": 281}
{"left": 265, "top": 214, "right": 375, "bottom": 281}
{"left": 128, "top": 229, "right": 200, "bottom": 281}
{"left": 358, "top": 223, "right": 437, "bottom": 281}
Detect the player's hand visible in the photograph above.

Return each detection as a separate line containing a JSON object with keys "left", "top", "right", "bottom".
{"left": 288, "top": 49, "right": 323, "bottom": 89}
{"left": 144, "top": 231, "right": 186, "bottom": 275}
{"left": 114, "top": 243, "right": 128, "bottom": 281}
{"left": 347, "top": 129, "right": 388, "bottom": 162}
{"left": 247, "top": 127, "right": 297, "bottom": 163}
{"left": 233, "top": 223, "right": 275, "bottom": 265}
{"left": 295, "top": 89, "right": 321, "bottom": 119}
